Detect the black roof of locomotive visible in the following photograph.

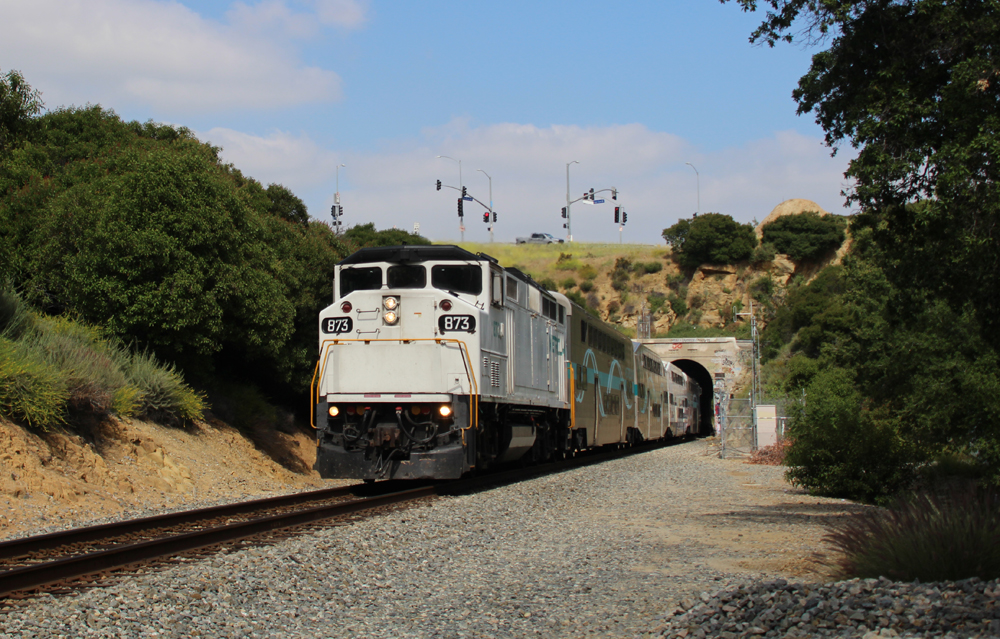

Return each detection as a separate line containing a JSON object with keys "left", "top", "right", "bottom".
{"left": 339, "top": 245, "right": 496, "bottom": 266}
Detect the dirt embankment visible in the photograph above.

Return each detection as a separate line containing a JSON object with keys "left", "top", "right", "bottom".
{"left": 0, "top": 414, "right": 340, "bottom": 540}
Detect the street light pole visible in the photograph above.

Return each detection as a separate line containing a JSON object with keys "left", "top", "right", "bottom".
{"left": 437, "top": 155, "right": 464, "bottom": 241}
{"left": 333, "top": 163, "right": 346, "bottom": 232}
{"left": 685, "top": 162, "right": 700, "bottom": 214}
{"left": 477, "top": 168, "right": 493, "bottom": 243}
{"left": 566, "top": 160, "right": 579, "bottom": 242}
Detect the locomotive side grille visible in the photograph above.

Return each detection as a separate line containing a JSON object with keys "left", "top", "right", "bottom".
{"left": 491, "top": 361, "right": 501, "bottom": 388}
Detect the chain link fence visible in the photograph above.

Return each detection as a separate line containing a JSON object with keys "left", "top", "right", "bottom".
{"left": 716, "top": 396, "right": 793, "bottom": 458}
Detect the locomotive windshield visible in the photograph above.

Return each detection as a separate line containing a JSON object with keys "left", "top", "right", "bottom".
{"left": 387, "top": 265, "right": 426, "bottom": 288}
{"left": 431, "top": 264, "right": 482, "bottom": 295}
{"left": 339, "top": 266, "right": 382, "bottom": 297}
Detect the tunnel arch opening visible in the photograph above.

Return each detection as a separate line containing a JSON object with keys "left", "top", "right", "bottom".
{"left": 669, "top": 359, "right": 715, "bottom": 436}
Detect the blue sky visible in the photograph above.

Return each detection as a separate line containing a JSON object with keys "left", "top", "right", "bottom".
{"left": 0, "top": 0, "right": 853, "bottom": 244}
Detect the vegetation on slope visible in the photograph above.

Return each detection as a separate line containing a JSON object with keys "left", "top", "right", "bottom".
{"left": 727, "top": 0, "right": 1000, "bottom": 516}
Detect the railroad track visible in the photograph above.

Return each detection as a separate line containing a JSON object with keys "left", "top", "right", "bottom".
{"left": 0, "top": 437, "right": 676, "bottom": 599}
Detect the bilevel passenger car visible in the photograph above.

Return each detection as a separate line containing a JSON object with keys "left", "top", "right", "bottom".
{"left": 312, "top": 245, "right": 701, "bottom": 480}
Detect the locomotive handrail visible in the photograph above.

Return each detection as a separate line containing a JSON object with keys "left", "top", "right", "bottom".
{"left": 311, "top": 337, "right": 479, "bottom": 433}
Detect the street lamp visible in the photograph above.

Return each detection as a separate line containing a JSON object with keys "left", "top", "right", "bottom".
{"left": 477, "top": 168, "right": 493, "bottom": 243}
{"left": 437, "top": 155, "right": 464, "bottom": 241}
{"left": 685, "top": 162, "right": 700, "bottom": 215}
{"left": 566, "top": 160, "right": 579, "bottom": 242}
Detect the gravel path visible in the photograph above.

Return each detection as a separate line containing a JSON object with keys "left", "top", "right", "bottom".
{"left": 0, "top": 439, "right": 972, "bottom": 638}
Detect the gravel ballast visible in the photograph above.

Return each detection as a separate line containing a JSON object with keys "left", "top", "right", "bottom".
{"left": 1, "top": 440, "right": 994, "bottom": 638}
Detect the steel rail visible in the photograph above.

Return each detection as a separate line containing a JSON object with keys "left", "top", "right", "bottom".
{"left": 0, "top": 484, "right": 366, "bottom": 560}
{"left": 0, "top": 486, "right": 436, "bottom": 598}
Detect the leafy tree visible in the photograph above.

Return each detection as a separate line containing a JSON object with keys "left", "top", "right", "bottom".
{"left": 0, "top": 69, "right": 43, "bottom": 155}
{"left": 662, "top": 213, "right": 757, "bottom": 268}
{"left": 342, "top": 222, "right": 431, "bottom": 248}
{"left": 265, "top": 183, "right": 309, "bottom": 225}
{"left": 761, "top": 211, "right": 846, "bottom": 261}
{"left": 760, "top": 265, "right": 848, "bottom": 361}
{"left": 726, "top": 0, "right": 1000, "bottom": 349}
{"left": 0, "top": 104, "right": 350, "bottom": 393}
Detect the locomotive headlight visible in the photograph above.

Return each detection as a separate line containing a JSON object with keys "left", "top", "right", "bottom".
{"left": 328, "top": 405, "right": 340, "bottom": 417}
{"left": 384, "top": 310, "right": 398, "bottom": 325}
{"left": 438, "top": 405, "right": 452, "bottom": 418}
{"left": 383, "top": 296, "right": 398, "bottom": 311}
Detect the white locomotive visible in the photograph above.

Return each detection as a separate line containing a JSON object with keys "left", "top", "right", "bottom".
{"left": 312, "top": 245, "right": 702, "bottom": 480}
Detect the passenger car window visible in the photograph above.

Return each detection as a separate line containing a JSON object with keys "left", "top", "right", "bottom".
{"left": 387, "top": 265, "right": 426, "bottom": 289}
{"left": 432, "top": 265, "right": 482, "bottom": 295}
{"left": 339, "top": 267, "right": 382, "bottom": 297}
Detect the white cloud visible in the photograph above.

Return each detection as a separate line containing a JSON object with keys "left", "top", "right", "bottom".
{"left": 227, "top": 0, "right": 369, "bottom": 38}
{"left": 0, "top": 0, "right": 343, "bottom": 113}
{"left": 202, "top": 120, "right": 853, "bottom": 245}
{"left": 202, "top": 126, "right": 344, "bottom": 187}
{"left": 315, "top": 0, "right": 369, "bottom": 28}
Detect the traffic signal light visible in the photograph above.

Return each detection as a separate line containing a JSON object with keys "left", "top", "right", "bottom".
{"left": 457, "top": 198, "right": 463, "bottom": 216}
{"left": 612, "top": 189, "right": 617, "bottom": 200}
{"left": 561, "top": 207, "right": 567, "bottom": 218}
{"left": 461, "top": 186, "right": 467, "bottom": 198}
{"left": 483, "top": 211, "right": 489, "bottom": 223}
{"left": 436, "top": 180, "right": 441, "bottom": 191}
{"left": 622, "top": 211, "right": 628, "bottom": 224}
{"left": 614, "top": 207, "right": 620, "bottom": 223}
{"left": 492, "top": 211, "right": 497, "bottom": 223}
{"left": 589, "top": 188, "right": 595, "bottom": 201}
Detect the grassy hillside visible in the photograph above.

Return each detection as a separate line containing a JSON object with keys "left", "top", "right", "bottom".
{"left": 451, "top": 242, "right": 769, "bottom": 338}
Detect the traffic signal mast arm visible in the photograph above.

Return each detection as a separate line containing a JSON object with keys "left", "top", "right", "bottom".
{"left": 567, "top": 186, "right": 618, "bottom": 206}
{"left": 435, "top": 181, "right": 493, "bottom": 214}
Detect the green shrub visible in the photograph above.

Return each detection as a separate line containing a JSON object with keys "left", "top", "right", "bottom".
{"left": 662, "top": 213, "right": 757, "bottom": 268}
{"left": 564, "top": 290, "right": 586, "bottom": 308}
{"left": 665, "top": 272, "right": 685, "bottom": 291}
{"left": 689, "top": 294, "right": 704, "bottom": 309}
{"left": 749, "top": 275, "right": 776, "bottom": 303}
{"left": 577, "top": 264, "right": 597, "bottom": 281}
{"left": 784, "top": 368, "right": 915, "bottom": 503}
{"left": 783, "top": 353, "right": 820, "bottom": 392}
{"left": 565, "top": 290, "right": 599, "bottom": 317}
{"left": 607, "top": 300, "right": 620, "bottom": 315}
{"left": 761, "top": 211, "right": 846, "bottom": 261}
{"left": 0, "top": 338, "right": 68, "bottom": 429}
{"left": 0, "top": 287, "right": 34, "bottom": 340}
{"left": 750, "top": 242, "right": 777, "bottom": 265}
{"left": 579, "top": 280, "right": 594, "bottom": 293}
{"left": 647, "top": 291, "right": 667, "bottom": 314}
{"left": 560, "top": 277, "right": 576, "bottom": 290}
{"left": 31, "top": 316, "right": 132, "bottom": 413}
{"left": 667, "top": 293, "right": 688, "bottom": 317}
{"left": 611, "top": 276, "right": 629, "bottom": 292}
{"left": 823, "top": 482, "right": 1000, "bottom": 581}
{"left": 634, "top": 261, "right": 663, "bottom": 275}
{"left": 538, "top": 277, "right": 558, "bottom": 291}
{"left": 555, "top": 253, "right": 582, "bottom": 271}
{"left": 125, "top": 350, "right": 205, "bottom": 424}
